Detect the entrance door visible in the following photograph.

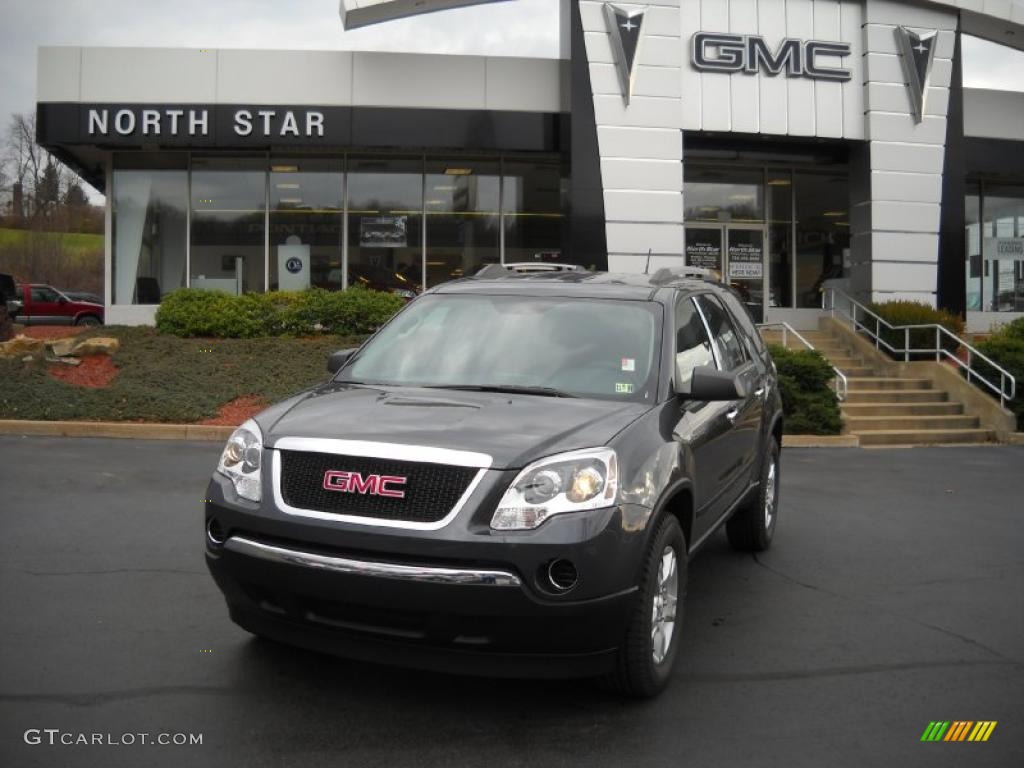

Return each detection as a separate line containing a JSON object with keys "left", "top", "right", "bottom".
{"left": 685, "top": 225, "right": 766, "bottom": 322}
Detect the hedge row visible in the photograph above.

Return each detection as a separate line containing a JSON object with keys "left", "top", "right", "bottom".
{"left": 155, "top": 287, "right": 406, "bottom": 338}
{"left": 975, "top": 317, "right": 1024, "bottom": 430}
{"left": 768, "top": 344, "right": 843, "bottom": 435}
{"left": 867, "top": 300, "right": 965, "bottom": 357}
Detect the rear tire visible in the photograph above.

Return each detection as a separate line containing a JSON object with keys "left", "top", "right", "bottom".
{"left": 726, "top": 439, "right": 780, "bottom": 552}
{"left": 605, "top": 514, "right": 687, "bottom": 698}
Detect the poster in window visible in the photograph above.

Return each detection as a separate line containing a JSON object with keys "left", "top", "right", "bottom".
{"left": 727, "top": 240, "right": 764, "bottom": 279}
{"left": 360, "top": 216, "right": 408, "bottom": 248}
{"left": 686, "top": 238, "right": 721, "bottom": 271}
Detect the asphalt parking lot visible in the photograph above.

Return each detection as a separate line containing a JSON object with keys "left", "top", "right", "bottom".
{"left": 1, "top": 437, "right": 1022, "bottom": 768}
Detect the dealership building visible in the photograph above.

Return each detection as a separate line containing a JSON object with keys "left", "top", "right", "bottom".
{"left": 35, "top": 0, "right": 1024, "bottom": 328}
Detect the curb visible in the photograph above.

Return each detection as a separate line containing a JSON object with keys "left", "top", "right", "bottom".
{"left": 782, "top": 434, "right": 860, "bottom": 448}
{"left": 0, "top": 419, "right": 864, "bottom": 448}
{"left": 0, "top": 420, "right": 234, "bottom": 442}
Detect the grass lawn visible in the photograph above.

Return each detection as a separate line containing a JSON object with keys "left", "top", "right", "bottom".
{"left": 0, "top": 227, "right": 104, "bottom": 257}
{"left": 0, "top": 327, "right": 362, "bottom": 423}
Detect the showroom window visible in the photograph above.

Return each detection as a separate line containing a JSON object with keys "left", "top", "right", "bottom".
{"left": 190, "top": 157, "right": 267, "bottom": 294}
{"left": 112, "top": 152, "right": 567, "bottom": 299}
{"left": 968, "top": 182, "right": 1024, "bottom": 313}
{"left": 793, "top": 172, "right": 850, "bottom": 309}
{"left": 502, "top": 160, "right": 567, "bottom": 264}
{"left": 424, "top": 159, "right": 500, "bottom": 288}
{"left": 111, "top": 154, "right": 188, "bottom": 305}
{"left": 346, "top": 156, "right": 424, "bottom": 297}
{"left": 268, "top": 158, "right": 344, "bottom": 292}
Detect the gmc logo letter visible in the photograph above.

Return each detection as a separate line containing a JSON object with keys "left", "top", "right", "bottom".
{"left": 692, "top": 32, "right": 851, "bottom": 82}
{"left": 322, "top": 471, "right": 407, "bottom": 499}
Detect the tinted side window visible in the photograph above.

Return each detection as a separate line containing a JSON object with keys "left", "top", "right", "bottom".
{"left": 675, "top": 297, "right": 716, "bottom": 392}
{"left": 31, "top": 287, "right": 59, "bottom": 303}
{"left": 718, "top": 289, "right": 766, "bottom": 359}
{"left": 696, "top": 294, "right": 748, "bottom": 371}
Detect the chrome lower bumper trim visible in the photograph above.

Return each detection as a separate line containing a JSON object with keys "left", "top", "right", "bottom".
{"left": 223, "top": 536, "right": 522, "bottom": 588}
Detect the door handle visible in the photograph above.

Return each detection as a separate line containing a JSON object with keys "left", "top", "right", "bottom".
{"left": 753, "top": 387, "right": 765, "bottom": 397}
{"left": 726, "top": 408, "right": 740, "bottom": 422}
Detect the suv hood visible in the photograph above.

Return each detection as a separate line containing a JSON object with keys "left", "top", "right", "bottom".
{"left": 259, "top": 383, "right": 651, "bottom": 470}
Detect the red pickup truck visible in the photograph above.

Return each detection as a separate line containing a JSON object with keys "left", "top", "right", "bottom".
{"left": 12, "top": 284, "right": 104, "bottom": 326}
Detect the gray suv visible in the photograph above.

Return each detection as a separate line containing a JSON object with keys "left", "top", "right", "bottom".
{"left": 204, "top": 268, "right": 784, "bottom": 697}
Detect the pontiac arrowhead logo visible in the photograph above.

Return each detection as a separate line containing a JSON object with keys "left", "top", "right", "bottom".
{"left": 896, "top": 26, "right": 938, "bottom": 123}
{"left": 604, "top": 3, "right": 647, "bottom": 105}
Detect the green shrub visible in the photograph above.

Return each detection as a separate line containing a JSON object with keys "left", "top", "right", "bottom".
{"left": 768, "top": 344, "right": 842, "bottom": 435}
{"left": 974, "top": 330, "right": 1024, "bottom": 431}
{"left": 156, "top": 287, "right": 405, "bottom": 338}
{"left": 867, "top": 300, "right": 965, "bottom": 358}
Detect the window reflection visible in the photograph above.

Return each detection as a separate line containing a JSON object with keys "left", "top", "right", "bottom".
{"left": 425, "top": 160, "right": 500, "bottom": 286}
{"left": 268, "top": 159, "right": 344, "bottom": 292}
{"left": 190, "top": 157, "right": 266, "bottom": 294}
{"left": 503, "top": 161, "right": 567, "bottom": 265}
{"left": 794, "top": 172, "right": 849, "bottom": 308}
{"left": 979, "top": 186, "right": 1024, "bottom": 312}
{"left": 684, "top": 168, "right": 764, "bottom": 223}
{"left": 347, "top": 156, "right": 423, "bottom": 298}
{"left": 112, "top": 154, "right": 188, "bottom": 305}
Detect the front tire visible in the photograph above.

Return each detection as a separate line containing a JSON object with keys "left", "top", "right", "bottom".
{"left": 75, "top": 314, "right": 102, "bottom": 327}
{"left": 607, "top": 514, "right": 687, "bottom": 698}
{"left": 727, "top": 439, "right": 780, "bottom": 552}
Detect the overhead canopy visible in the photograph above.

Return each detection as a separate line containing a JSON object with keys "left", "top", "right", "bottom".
{"left": 339, "top": 0, "right": 514, "bottom": 30}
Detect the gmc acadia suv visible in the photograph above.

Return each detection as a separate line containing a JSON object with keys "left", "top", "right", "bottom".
{"left": 204, "top": 269, "right": 784, "bottom": 697}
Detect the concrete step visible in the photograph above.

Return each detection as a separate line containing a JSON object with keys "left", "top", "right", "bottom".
{"left": 846, "top": 377, "right": 934, "bottom": 391}
{"left": 841, "top": 402, "right": 964, "bottom": 417}
{"left": 844, "top": 389, "right": 950, "bottom": 404}
{"left": 855, "top": 428, "right": 995, "bottom": 446}
{"left": 834, "top": 366, "right": 876, "bottom": 378}
{"left": 844, "top": 414, "right": 980, "bottom": 431}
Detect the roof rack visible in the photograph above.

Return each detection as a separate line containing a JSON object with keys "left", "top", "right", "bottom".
{"left": 475, "top": 262, "right": 585, "bottom": 278}
{"left": 648, "top": 266, "right": 717, "bottom": 285}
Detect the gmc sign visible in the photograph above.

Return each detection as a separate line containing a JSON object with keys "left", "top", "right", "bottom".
{"left": 692, "top": 32, "right": 852, "bottom": 82}
{"left": 323, "top": 471, "right": 407, "bottom": 499}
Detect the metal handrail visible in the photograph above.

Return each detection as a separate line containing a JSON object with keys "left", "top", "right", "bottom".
{"left": 759, "top": 321, "right": 848, "bottom": 401}
{"left": 822, "top": 288, "right": 1016, "bottom": 408}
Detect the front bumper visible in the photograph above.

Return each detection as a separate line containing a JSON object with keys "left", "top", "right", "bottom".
{"left": 204, "top": 468, "right": 652, "bottom": 678}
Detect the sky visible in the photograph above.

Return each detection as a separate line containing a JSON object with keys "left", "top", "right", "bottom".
{"left": 0, "top": 0, "right": 1021, "bottom": 158}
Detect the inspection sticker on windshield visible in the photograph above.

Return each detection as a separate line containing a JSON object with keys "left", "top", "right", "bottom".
{"left": 621, "top": 358, "right": 636, "bottom": 372}
{"left": 615, "top": 382, "right": 634, "bottom": 394}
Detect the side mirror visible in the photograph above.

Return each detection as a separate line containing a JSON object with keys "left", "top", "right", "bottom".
{"left": 58, "top": 296, "right": 68, "bottom": 305}
{"left": 327, "top": 348, "right": 357, "bottom": 374}
{"left": 688, "top": 365, "right": 747, "bottom": 401}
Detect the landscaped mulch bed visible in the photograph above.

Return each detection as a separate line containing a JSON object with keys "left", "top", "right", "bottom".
{"left": 0, "top": 326, "right": 359, "bottom": 423}
{"left": 20, "top": 326, "right": 89, "bottom": 340}
{"left": 47, "top": 355, "right": 118, "bottom": 389}
{"left": 198, "top": 395, "right": 268, "bottom": 426}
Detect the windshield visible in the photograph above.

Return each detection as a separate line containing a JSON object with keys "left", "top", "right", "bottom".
{"left": 340, "top": 293, "right": 662, "bottom": 403}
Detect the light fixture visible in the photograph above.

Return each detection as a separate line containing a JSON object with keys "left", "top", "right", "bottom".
{"left": 767, "top": 179, "right": 791, "bottom": 186}
{"left": 823, "top": 211, "right": 846, "bottom": 217}
{"left": 445, "top": 167, "right": 473, "bottom": 176}
{"left": 271, "top": 164, "right": 299, "bottom": 173}
{"left": 433, "top": 185, "right": 458, "bottom": 191}
{"left": 279, "top": 197, "right": 303, "bottom": 205}
{"left": 425, "top": 199, "right": 446, "bottom": 206}
{"left": 276, "top": 183, "right": 300, "bottom": 190}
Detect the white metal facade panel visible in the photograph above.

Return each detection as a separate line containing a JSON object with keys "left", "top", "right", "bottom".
{"left": 581, "top": 0, "right": 686, "bottom": 264}
{"left": 678, "top": 0, "right": 866, "bottom": 139}
{"left": 37, "top": 47, "right": 81, "bottom": 102}
{"left": 80, "top": 48, "right": 219, "bottom": 103}
{"left": 217, "top": 50, "right": 354, "bottom": 105}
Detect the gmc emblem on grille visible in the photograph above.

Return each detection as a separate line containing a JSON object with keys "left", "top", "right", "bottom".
{"left": 322, "top": 471, "right": 407, "bottom": 499}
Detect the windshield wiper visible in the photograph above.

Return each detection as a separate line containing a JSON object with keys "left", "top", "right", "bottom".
{"left": 421, "top": 384, "right": 578, "bottom": 398}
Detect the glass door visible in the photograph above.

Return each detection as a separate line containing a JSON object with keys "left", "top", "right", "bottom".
{"left": 725, "top": 226, "right": 765, "bottom": 323}
{"left": 685, "top": 224, "right": 766, "bottom": 322}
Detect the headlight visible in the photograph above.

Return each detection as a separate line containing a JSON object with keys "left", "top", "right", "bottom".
{"left": 216, "top": 419, "right": 263, "bottom": 502}
{"left": 491, "top": 448, "right": 618, "bottom": 531}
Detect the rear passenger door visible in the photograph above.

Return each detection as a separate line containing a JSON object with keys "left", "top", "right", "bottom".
{"left": 694, "top": 293, "right": 764, "bottom": 508}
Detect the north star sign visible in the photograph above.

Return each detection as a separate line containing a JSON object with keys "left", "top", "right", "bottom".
{"left": 86, "top": 107, "right": 327, "bottom": 138}
{"left": 692, "top": 32, "right": 853, "bottom": 82}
